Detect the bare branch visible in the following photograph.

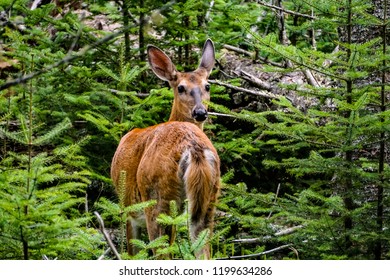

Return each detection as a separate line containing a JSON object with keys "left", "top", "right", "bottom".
{"left": 209, "top": 79, "right": 280, "bottom": 99}
{"left": 30, "top": 0, "right": 43, "bottom": 10}
{"left": 223, "top": 44, "right": 285, "bottom": 68}
{"left": 235, "top": 70, "right": 272, "bottom": 90}
{"left": 275, "top": 225, "right": 304, "bottom": 236}
{"left": 231, "top": 237, "right": 262, "bottom": 244}
{"left": 232, "top": 225, "right": 304, "bottom": 244}
{"left": 97, "top": 248, "right": 112, "bottom": 260}
{"left": 267, "top": 183, "right": 281, "bottom": 219}
{"left": 322, "top": 45, "right": 340, "bottom": 68}
{"left": 256, "top": 0, "right": 317, "bottom": 20}
{"left": 217, "top": 244, "right": 293, "bottom": 260}
{"left": 208, "top": 112, "right": 236, "bottom": 118}
{"left": 205, "top": 0, "right": 215, "bottom": 23}
{"left": 223, "top": 44, "right": 253, "bottom": 57}
{"left": 302, "top": 69, "right": 320, "bottom": 87}
{"left": 107, "top": 88, "right": 149, "bottom": 98}
{"left": 94, "top": 211, "right": 121, "bottom": 260}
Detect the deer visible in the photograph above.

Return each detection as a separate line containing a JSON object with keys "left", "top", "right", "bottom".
{"left": 110, "top": 39, "right": 220, "bottom": 259}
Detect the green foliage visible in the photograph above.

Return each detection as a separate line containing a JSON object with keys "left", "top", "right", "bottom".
{"left": 228, "top": 0, "right": 390, "bottom": 259}
{"left": 0, "top": 150, "right": 103, "bottom": 259}
{"left": 155, "top": 200, "right": 212, "bottom": 259}
{"left": 129, "top": 235, "right": 170, "bottom": 260}
{"left": 0, "top": 109, "right": 102, "bottom": 259}
{"left": 95, "top": 196, "right": 156, "bottom": 257}
{"left": 1, "top": 0, "right": 388, "bottom": 260}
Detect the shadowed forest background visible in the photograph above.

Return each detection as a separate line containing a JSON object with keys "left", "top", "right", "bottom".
{"left": 0, "top": 0, "right": 389, "bottom": 260}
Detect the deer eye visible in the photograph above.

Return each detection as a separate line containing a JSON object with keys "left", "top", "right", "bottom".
{"left": 205, "top": 84, "right": 210, "bottom": 91}
{"left": 178, "top": 85, "right": 185, "bottom": 94}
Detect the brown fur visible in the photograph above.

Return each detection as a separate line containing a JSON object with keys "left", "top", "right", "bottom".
{"left": 111, "top": 40, "right": 220, "bottom": 259}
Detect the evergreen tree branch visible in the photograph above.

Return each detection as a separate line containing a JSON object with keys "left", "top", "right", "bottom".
{"left": 240, "top": 19, "right": 347, "bottom": 81}
{"left": 375, "top": 0, "right": 388, "bottom": 260}
{"left": 256, "top": 0, "right": 317, "bottom": 20}
{"left": 0, "top": 25, "right": 135, "bottom": 91}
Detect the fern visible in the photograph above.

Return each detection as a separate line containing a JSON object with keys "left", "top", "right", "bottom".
{"left": 130, "top": 235, "right": 170, "bottom": 260}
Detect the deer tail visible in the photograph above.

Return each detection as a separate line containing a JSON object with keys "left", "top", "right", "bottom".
{"left": 179, "top": 146, "right": 219, "bottom": 239}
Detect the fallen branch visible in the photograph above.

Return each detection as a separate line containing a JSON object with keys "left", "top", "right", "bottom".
{"left": 223, "top": 44, "right": 284, "bottom": 68}
{"left": 232, "top": 225, "right": 304, "bottom": 244}
{"left": 107, "top": 88, "right": 149, "bottom": 97}
{"left": 209, "top": 79, "right": 280, "bottom": 99}
{"left": 30, "top": 0, "right": 43, "bottom": 10}
{"left": 231, "top": 237, "right": 263, "bottom": 244}
{"left": 236, "top": 69, "right": 272, "bottom": 90}
{"left": 302, "top": 69, "right": 320, "bottom": 87}
{"left": 217, "top": 244, "right": 293, "bottom": 260}
{"left": 223, "top": 44, "right": 253, "bottom": 57}
{"left": 322, "top": 45, "right": 340, "bottom": 68}
{"left": 226, "top": 46, "right": 321, "bottom": 89}
{"left": 275, "top": 225, "right": 304, "bottom": 236}
{"left": 94, "top": 211, "right": 121, "bottom": 260}
{"left": 97, "top": 248, "right": 112, "bottom": 260}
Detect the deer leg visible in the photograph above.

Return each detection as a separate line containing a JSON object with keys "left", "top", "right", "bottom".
{"left": 143, "top": 206, "right": 160, "bottom": 255}
{"left": 126, "top": 216, "right": 142, "bottom": 256}
{"left": 190, "top": 196, "right": 217, "bottom": 259}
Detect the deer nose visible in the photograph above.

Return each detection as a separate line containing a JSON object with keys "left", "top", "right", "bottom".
{"left": 192, "top": 107, "right": 208, "bottom": 122}
{"left": 190, "top": 88, "right": 208, "bottom": 122}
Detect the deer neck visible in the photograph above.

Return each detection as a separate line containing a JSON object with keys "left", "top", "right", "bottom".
{"left": 169, "top": 101, "right": 204, "bottom": 130}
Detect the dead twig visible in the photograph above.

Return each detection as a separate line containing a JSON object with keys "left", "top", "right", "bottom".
{"left": 94, "top": 211, "right": 121, "bottom": 260}
{"left": 256, "top": 0, "right": 317, "bottom": 20}
{"left": 302, "top": 69, "right": 320, "bottom": 87}
{"left": 97, "top": 248, "right": 112, "bottom": 260}
{"left": 217, "top": 244, "right": 293, "bottom": 260}
{"left": 223, "top": 44, "right": 253, "bottom": 57}
{"left": 322, "top": 45, "right": 340, "bottom": 68}
{"left": 107, "top": 88, "right": 149, "bottom": 97}
{"left": 30, "top": 0, "right": 43, "bottom": 10}
{"left": 267, "top": 183, "right": 281, "bottom": 219}
{"left": 209, "top": 79, "right": 280, "bottom": 99}
{"left": 223, "top": 44, "right": 285, "bottom": 68}
{"left": 275, "top": 225, "right": 304, "bottom": 236}
{"left": 232, "top": 225, "right": 304, "bottom": 244}
{"left": 236, "top": 69, "right": 272, "bottom": 91}
{"left": 208, "top": 112, "right": 236, "bottom": 118}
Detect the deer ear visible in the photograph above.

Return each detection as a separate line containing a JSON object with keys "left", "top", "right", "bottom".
{"left": 199, "top": 39, "right": 215, "bottom": 76}
{"left": 147, "top": 45, "right": 177, "bottom": 81}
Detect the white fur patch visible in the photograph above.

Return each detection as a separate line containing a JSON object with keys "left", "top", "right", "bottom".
{"left": 204, "top": 149, "right": 216, "bottom": 176}
{"left": 179, "top": 149, "right": 192, "bottom": 184}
